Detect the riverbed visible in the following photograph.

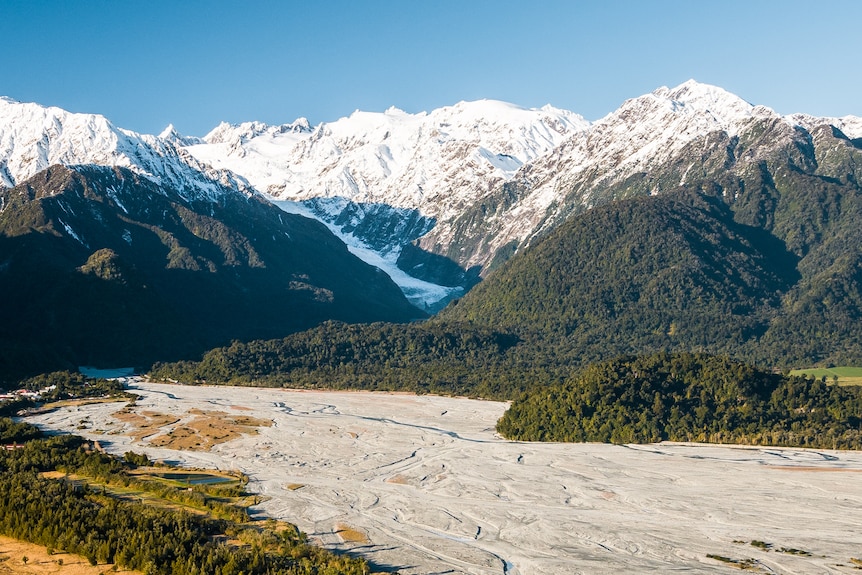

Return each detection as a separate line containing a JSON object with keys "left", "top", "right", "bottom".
{"left": 26, "top": 379, "right": 862, "bottom": 574}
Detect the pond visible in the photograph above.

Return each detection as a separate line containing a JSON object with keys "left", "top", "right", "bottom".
{"left": 151, "top": 472, "right": 236, "bottom": 485}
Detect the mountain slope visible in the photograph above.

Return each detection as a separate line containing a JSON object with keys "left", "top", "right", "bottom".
{"left": 0, "top": 165, "right": 421, "bottom": 382}
{"left": 430, "top": 81, "right": 862, "bottom": 274}
{"left": 180, "top": 82, "right": 862, "bottom": 311}
{"left": 438, "top": 120, "right": 862, "bottom": 368}
{"left": 437, "top": 190, "right": 801, "bottom": 362}
{"left": 0, "top": 96, "right": 254, "bottom": 203}
{"left": 184, "top": 101, "right": 588, "bottom": 307}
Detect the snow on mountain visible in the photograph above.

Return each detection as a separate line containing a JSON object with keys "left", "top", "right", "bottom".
{"left": 184, "top": 100, "right": 588, "bottom": 309}
{"left": 0, "top": 97, "right": 254, "bottom": 203}
{"left": 186, "top": 100, "right": 588, "bottom": 225}
{"left": 423, "top": 80, "right": 790, "bottom": 271}
{"left": 272, "top": 199, "right": 460, "bottom": 309}
{"left": 786, "top": 113, "right": 862, "bottom": 140}
{"left": 539, "top": 80, "right": 767, "bottom": 195}
{"left": 188, "top": 119, "right": 314, "bottom": 195}
{"left": 158, "top": 124, "right": 204, "bottom": 147}
{"left": 4, "top": 84, "right": 859, "bottom": 311}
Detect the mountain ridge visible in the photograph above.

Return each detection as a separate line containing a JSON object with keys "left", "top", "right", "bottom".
{"left": 3, "top": 82, "right": 861, "bottom": 313}
{"left": 0, "top": 96, "right": 256, "bottom": 203}
{"left": 0, "top": 163, "right": 421, "bottom": 382}
{"left": 175, "top": 81, "right": 862, "bottom": 307}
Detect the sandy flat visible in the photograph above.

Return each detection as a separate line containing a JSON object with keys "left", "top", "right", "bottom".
{"left": 26, "top": 380, "right": 862, "bottom": 575}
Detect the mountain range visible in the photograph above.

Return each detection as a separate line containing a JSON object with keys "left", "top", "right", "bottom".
{"left": 179, "top": 81, "right": 862, "bottom": 308}
{"left": 0, "top": 96, "right": 424, "bottom": 381}
{"left": 2, "top": 81, "right": 862, "bottom": 382}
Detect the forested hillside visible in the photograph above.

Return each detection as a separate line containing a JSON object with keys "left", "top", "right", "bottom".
{"left": 0, "top": 165, "right": 421, "bottom": 384}
{"left": 151, "top": 321, "right": 543, "bottom": 399}
{"left": 496, "top": 352, "right": 862, "bottom": 448}
{"left": 151, "top": 175, "right": 862, "bottom": 403}
{"left": 438, "top": 190, "right": 800, "bottom": 364}
{"left": 439, "top": 119, "right": 862, "bottom": 368}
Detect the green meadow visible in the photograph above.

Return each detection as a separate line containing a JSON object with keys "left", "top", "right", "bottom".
{"left": 789, "top": 367, "right": 862, "bottom": 386}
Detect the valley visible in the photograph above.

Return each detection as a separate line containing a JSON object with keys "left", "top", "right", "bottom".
{"left": 3, "top": 5, "right": 862, "bottom": 574}
{"left": 27, "top": 380, "right": 862, "bottom": 575}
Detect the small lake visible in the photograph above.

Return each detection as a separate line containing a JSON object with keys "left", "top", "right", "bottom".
{"left": 153, "top": 472, "right": 236, "bottom": 485}
{"left": 78, "top": 366, "right": 136, "bottom": 379}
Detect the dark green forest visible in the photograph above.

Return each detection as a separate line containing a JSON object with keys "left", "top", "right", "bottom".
{"left": 496, "top": 353, "right": 862, "bottom": 448}
{"left": 439, "top": 190, "right": 801, "bottom": 364}
{"left": 151, "top": 185, "right": 862, "bottom": 403}
{"left": 0, "top": 421, "right": 368, "bottom": 575}
{"left": 0, "top": 165, "right": 420, "bottom": 384}
{"left": 150, "top": 321, "right": 545, "bottom": 399}
{"left": 440, "top": 181, "right": 862, "bottom": 368}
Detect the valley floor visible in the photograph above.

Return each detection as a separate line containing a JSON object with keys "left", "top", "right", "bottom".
{"left": 26, "top": 380, "right": 862, "bottom": 575}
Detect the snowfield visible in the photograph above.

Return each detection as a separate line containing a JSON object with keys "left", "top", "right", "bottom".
{"left": 27, "top": 380, "right": 862, "bottom": 575}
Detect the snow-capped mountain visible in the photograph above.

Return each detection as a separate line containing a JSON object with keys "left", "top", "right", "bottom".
{"left": 0, "top": 96, "right": 254, "bottom": 203}
{"left": 421, "top": 81, "right": 776, "bottom": 268}
{"left": 180, "top": 81, "right": 862, "bottom": 309}
{"left": 184, "top": 100, "right": 588, "bottom": 308}
{"left": 188, "top": 100, "right": 587, "bottom": 216}
{"left": 4, "top": 83, "right": 860, "bottom": 312}
{"left": 411, "top": 80, "right": 862, "bottom": 274}
{"left": 519, "top": 79, "right": 862, "bottom": 209}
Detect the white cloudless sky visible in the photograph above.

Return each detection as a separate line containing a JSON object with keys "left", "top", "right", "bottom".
{"left": 1, "top": 0, "right": 859, "bottom": 136}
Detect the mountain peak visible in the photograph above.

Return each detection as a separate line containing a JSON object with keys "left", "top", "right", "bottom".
{"left": 0, "top": 97, "right": 254, "bottom": 202}
{"left": 158, "top": 123, "right": 177, "bottom": 138}
{"left": 159, "top": 123, "right": 203, "bottom": 146}
{"left": 203, "top": 120, "right": 271, "bottom": 144}
{"left": 202, "top": 118, "right": 313, "bottom": 146}
{"left": 650, "top": 80, "right": 757, "bottom": 124}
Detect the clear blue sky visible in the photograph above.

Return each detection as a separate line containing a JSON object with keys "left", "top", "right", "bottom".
{"left": 2, "top": 0, "right": 860, "bottom": 136}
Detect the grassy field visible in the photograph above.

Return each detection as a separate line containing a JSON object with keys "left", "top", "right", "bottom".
{"left": 0, "top": 535, "right": 140, "bottom": 575}
{"left": 42, "top": 464, "right": 250, "bottom": 520}
{"left": 789, "top": 366, "right": 862, "bottom": 386}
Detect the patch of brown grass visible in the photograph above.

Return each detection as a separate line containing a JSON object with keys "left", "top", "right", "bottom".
{"left": 112, "top": 407, "right": 271, "bottom": 451}
{"left": 0, "top": 536, "right": 140, "bottom": 575}
{"left": 334, "top": 524, "right": 368, "bottom": 544}
{"left": 145, "top": 411, "right": 271, "bottom": 451}
{"left": 113, "top": 409, "right": 181, "bottom": 442}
